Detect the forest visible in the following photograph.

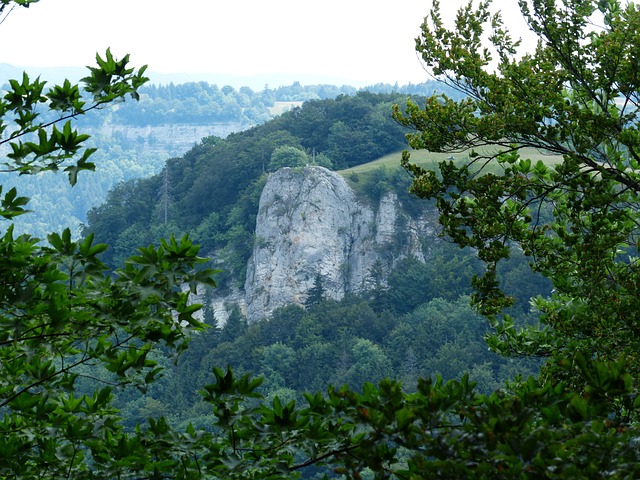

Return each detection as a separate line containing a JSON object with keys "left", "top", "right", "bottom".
{"left": 84, "top": 91, "right": 426, "bottom": 271}
{"left": 1, "top": 0, "right": 640, "bottom": 478}
{"left": 0, "top": 76, "right": 458, "bottom": 239}
{"left": 114, "top": 246, "right": 546, "bottom": 434}
{"left": 80, "top": 88, "right": 551, "bottom": 429}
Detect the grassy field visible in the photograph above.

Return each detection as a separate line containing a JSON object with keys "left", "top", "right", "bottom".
{"left": 339, "top": 146, "right": 563, "bottom": 176}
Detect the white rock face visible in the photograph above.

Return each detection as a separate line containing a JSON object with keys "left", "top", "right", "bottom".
{"left": 243, "top": 166, "right": 433, "bottom": 322}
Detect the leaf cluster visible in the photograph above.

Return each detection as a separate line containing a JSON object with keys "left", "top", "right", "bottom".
{"left": 0, "top": 49, "right": 147, "bottom": 185}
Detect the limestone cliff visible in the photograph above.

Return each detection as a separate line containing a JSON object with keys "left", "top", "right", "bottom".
{"left": 242, "top": 166, "right": 435, "bottom": 322}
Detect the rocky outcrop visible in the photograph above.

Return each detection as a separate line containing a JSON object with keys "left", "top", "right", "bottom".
{"left": 98, "top": 122, "right": 244, "bottom": 158}
{"left": 243, "top": 166, "right": 434, "bottom": 322}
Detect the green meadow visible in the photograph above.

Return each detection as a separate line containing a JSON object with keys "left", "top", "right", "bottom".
{"left": 339, "top": 146, "right": 563, "bottom": 176}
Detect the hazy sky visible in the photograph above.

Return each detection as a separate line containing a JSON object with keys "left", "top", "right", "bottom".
{"left": 0, "top": 0, "right": 533, "bottom": 86}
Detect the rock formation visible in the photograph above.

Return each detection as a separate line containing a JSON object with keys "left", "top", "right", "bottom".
{"left": 242, "top": 166, "right": 434, "bottom": 322}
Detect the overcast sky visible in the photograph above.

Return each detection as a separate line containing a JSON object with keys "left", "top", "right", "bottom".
{"left": 0, "top": 0, "right": 533, "bottom": 87}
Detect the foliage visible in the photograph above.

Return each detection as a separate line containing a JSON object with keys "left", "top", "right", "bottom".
{"left": 202, "top": 358, "right": 640, "bottom": 479}
{"left": 71, "top": 354, "right": 638, "bottom": 479}
{"left": 111, "top": 81, "right": 266, "bottom": 125}
{"left": 0, "top": 3, "right": 220, "bottom": 475}
{"left": 154, "top": 249, "right": 542, "bottom": 423}
{"left": 268, "top": 145, "right": 309, "bottom": 171}
{"left": 304, "top": 272, "right": 326, "bottom": 309}
{"left": 394, "top": 0, "right": 640, "bottom": 394}
{"left": 0, "top": 230, "right": 217, "bottom": 477}
{"left": 1, "top": 49, "right": 146, "bottom": 185}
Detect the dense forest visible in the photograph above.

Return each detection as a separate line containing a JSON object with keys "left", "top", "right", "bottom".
{"left": 3, "top": 0, "right": 640, "bottom": 477}
{"left": 113, "top": 244, "right": 546, "bottom": 434}
{"left": 81, "top": 88, "right": 551, "bottom": 449}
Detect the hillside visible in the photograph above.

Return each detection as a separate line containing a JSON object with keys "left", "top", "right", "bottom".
{"left": 0, "top": 77, "right": 460, "bottom": 239}
{"left": 84, "top": 91, "right": 426, "bottom": 272}
{"left": 2, "top": 67, "right": 554, "bottom": 471}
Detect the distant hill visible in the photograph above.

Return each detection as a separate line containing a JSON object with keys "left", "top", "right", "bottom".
{"left": 0, "top": 63, "right": 373, "bottom": 90}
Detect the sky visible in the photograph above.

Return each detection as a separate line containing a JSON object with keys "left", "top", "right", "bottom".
{"left": 0, "top": 0, "right": 534, "bottom": 88}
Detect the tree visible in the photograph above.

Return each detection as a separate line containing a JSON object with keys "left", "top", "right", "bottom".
{"left": 268, "top": 145, "right": 309, "bottom": 171}
{"left": 346, "top": 338, "right": 392, "bottom": 387}
{"left": 219, "top": 303, "right": 247, "bottom": 343}
{"left": 0, "top": 2, "right": 219, "bottom": 477}
{"left": 304, "top": 272, "right": 326, "bottom": 309}
{"left": 394, "top": 0, "right": 640, "bottom": 392}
